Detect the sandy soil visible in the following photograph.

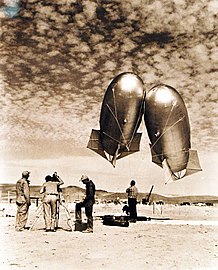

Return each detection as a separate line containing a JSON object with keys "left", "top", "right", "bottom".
{"left": 0, "top": 203, "right": 218, "bottom": 270}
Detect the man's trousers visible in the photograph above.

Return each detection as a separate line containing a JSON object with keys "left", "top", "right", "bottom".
{"left": 15, "top": 202, "right": 29, "bottom": 230}
{"left": 128, "top": 198, "right": 137, "bottom": 221}
{"left": 43, "top": 195, "right": 58, "bottom": 230}
{"left": 75, "top": 201, "right": 93, "bottom": 230}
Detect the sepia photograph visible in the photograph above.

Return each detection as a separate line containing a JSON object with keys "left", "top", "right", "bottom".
{"left": 0, "top": 0, "right": 217, "bottom": 269}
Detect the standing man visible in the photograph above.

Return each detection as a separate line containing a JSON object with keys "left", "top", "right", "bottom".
{"left": 40, "top": 172, "right": 64, "bottom": 232}
{"left": 75, "top": 175, "right": 95, "bottom": 233}
{"left": 15, "top": 171, "right": 31, "bottom": 231}
{"left": 126, "top": 180, "right": 138, "bottom": 223}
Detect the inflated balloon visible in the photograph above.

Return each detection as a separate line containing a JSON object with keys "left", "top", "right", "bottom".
{"left": 87, "top": 72, "right": 146, "bottom": 167}
{"left": 144, "top": 84, "right": 202, "bottom": 182}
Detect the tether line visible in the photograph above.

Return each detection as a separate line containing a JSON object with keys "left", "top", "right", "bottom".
{"left": 128, "top": 92, "right": 146, "bottom": 147}
{"left": 162, "top": 102, "right": 176, "bottom": 134}
{"left": 106, "top": 103, "right": 127, "bottom": 144}
{"left": 150, "top": 115, "right": 185, "bottom": 151}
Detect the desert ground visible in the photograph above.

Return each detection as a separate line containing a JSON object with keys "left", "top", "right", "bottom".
{"left": 0, "top": 202, "right": 218, "bottom": 270}
{"left": 0, "top": 1, "right": 217, "bottom": 269}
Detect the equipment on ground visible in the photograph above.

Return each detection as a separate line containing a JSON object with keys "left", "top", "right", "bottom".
{"left": 103, "top": 215, "right": 129, "bottom": 227}
{"left": 142, "top": 185, "right": 154, "bottom": 205}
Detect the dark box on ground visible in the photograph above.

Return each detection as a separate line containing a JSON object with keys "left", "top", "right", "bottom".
{"left": 103, "top": 215, "right": 129, "bottom": 227}
{"left": 74, "top": 222, "right": 87, "bottom": 231}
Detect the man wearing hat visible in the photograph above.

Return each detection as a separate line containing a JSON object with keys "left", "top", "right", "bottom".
{"left": 15, "top": 171, "right": 31, "bottom": 231}
{"left": 75, "top": 175, "right": 95, "bottom": 233}
{"left": 126, "top": 180, "right": 138, "bottom": 222}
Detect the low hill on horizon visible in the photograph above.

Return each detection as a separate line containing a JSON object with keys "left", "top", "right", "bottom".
{"left": 1, "top": 183, "right": 218, "bottom": 205}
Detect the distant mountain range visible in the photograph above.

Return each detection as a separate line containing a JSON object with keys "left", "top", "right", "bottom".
{"left": 1, "top": 183, "right": 218, "bottom": 205}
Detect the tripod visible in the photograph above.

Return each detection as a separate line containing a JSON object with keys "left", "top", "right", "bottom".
{"left": 29, "top": 203, "right": 43, "bottom": 231}
{"left": 29, "top": 195, "right": 74, "bottom": 231}
{"left": 56, "top": 196, "right": 74, "bottom": 231}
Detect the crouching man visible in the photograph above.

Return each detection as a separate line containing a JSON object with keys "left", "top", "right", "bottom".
{"left": 75, "top": 175, "right": 95, "bottom": 233}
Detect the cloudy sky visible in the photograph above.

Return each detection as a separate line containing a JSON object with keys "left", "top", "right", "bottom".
{"left": 0, "top": 0, "right": 217, "bottom": 195}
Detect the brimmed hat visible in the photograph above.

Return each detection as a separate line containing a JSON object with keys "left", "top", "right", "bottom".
{"left": 22, "top": 171, "right": 30, "bottom": 177}
{"left": 80, "top": 175, "right": 89, "bottom": 182}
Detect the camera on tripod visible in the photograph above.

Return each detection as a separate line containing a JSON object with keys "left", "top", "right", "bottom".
{"left": 52, "top": 172, "right": 63, "bottom": 194}
{"left": 52, "top": 172, "right": 60, "bottom": 182}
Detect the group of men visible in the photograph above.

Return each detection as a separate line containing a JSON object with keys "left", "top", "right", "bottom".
{"left": 15, "top": 170, "right": 138, "bottom": 233}
{"left": 15, "top": 171, "right": 96, "bottom": 233}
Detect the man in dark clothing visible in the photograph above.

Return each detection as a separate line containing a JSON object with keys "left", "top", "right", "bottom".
{"left": 15, "top": 171, "right": 31, "bottom": 231}
{"left": 126, "top": 180, "right": 138, "bottom": 222}
{"left": 75, "top": 175, "right": 95, "bottom": 233}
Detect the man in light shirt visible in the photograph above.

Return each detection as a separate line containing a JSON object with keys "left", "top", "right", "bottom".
{"left": 126, "top": 180, "right": 138, "bottom": 223}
